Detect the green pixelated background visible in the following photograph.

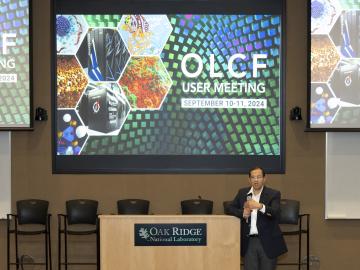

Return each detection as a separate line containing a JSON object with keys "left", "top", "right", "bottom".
{"left": 84, "top": 14, "right": 122, "bottom": 28}
{"left": 340, "top": 0, "right": 360, "bottom": 10}
{"left": 0, "top": 0, "right": 30, "bottom": 127}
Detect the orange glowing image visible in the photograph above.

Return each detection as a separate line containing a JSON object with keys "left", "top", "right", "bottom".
{"left": 119, "top": 57, "right": 171, "bottom": 109}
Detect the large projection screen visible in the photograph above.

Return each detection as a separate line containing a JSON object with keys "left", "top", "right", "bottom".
{"left": 52, "top": 0, "right": 285, "bottom": 173}
{"left": 0, "top": 0, "right": 32, "bottom": 129}
{"left": 309, "top": 0, "right": 360, "bottom": 130}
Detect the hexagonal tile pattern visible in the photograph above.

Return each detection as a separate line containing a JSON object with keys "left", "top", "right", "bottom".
{"left": 57, "top": 55, "right": 88, "bottom": 108}
{"left": 118, "top": 15, "right": 173, "bottom": 55}
{"left": 57, "top": 109, "right": 88, "bottom": 155}
{"left": 76, "top": 82, "right": 130, "bottom": 135}
{"left": 311, "top": 0, "right": 342, "bottom": 35}
{"left": 76, "top": 28, "right": 130, "bottom": 82}
{"left": 330, "top": 10, "right": 360, "bottom": 58}
{"left": 311, "top": 35, "right": 340, "bottom": 82}
{"left": 331, "top": 107, "right": 360, "bottom": 126}
{"left": 310, "top": 83, "right": 339, "bottom": 124}
{"left": 56, "top": 15, "right": 88, "bottom": 55}
{"left": 119, "top": 56, "right": 172, "bottom": 110}
{"left": 328, "top": 59, "right": 360, "bottom": 105}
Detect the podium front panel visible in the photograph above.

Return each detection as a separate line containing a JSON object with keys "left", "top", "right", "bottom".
{"left": 100, "top": 215, "right": 240, "bottom": 270}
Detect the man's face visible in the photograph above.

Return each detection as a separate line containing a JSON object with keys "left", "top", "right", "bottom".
{"left": 248, "top": 168, "right": 266, "bottom": 191}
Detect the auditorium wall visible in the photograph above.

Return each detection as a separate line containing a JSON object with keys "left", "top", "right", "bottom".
{"left": 1, "top": 0, "right": 359, "bottom": 269}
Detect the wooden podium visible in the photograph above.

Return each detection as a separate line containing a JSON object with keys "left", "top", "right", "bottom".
{"left": 100, "top": 215, "right": 240, "bottom": 270}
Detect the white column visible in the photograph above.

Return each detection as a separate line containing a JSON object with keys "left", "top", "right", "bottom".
{"left": 0, "top": 131, "right": 11, "bottom": 218}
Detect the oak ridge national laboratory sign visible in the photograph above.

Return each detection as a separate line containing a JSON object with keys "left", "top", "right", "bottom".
{"left": 134, "top": 223, "right": 207, "bottom": 246}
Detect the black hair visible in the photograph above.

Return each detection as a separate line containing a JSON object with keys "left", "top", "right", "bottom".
{"left": 248, "top": 166, "right": 266, "bottom": 177}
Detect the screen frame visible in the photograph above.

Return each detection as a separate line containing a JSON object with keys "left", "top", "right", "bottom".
{"left": 52, "top": 0, "right": 286, "bottom": 174}
{"left": 0, "top": 0, "right": 34, "bottom": 131}
{"left": 306, "top": 0, "right": 360, "bottom": 132}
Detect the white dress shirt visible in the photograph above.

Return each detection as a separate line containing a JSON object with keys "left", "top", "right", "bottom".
{"left": 248, "top": 187, "right": 266, "bottom": 235}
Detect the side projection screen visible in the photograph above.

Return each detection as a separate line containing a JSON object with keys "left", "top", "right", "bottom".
{"left": 52, "top": 0, "right": 285, "bottom": 173}
{"left": 309, "top": 0, "right": 360, "bottom": 130}
{"left": 0, "top": 0, "right": 32, "bottom": 129}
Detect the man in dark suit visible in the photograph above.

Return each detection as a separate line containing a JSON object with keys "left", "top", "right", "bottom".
{"left": 226, "top": 166, "right": 287, "bottom": 270}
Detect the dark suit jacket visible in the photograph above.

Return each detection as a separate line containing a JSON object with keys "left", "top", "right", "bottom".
{"left": 225, "top": 186, "right": 287, "bottom": 259}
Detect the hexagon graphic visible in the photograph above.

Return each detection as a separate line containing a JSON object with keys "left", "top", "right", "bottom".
{"left": 56, "top": 15, "right": 88, "bottom": 55}
{"left": 311, "top": 35, "right": 340, "bottom": 82}
{"left": 330, "top": 10, "right": 360, "bottom": 58}
{"left": 328, "top": 59, "right": 360, "bottom": 105}
{"left": 57, "top": 55, "right": 88, "bottom": 108}
{"left": 310, "top": 83, "right": 339, "bottom": 124}
{"left": 119, "top": 56, "right": 172, "bottom": 110}
{"left": 311, "top": 0, "right": 342, "bottom": 35}
{"left": 76, "top": 82, "right": 130, "bottom": 136}
{"left": 118, "top": 15, "right": 173, "bottom": 56}
{"left": 57, "top": 109, "right": 88, "bottom": 155}
{"left": 76, "top": 28, "right": 130, "bottom": 82}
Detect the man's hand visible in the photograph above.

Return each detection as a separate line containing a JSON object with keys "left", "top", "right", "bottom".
{"left": 243, "top": 207, "right": 251, "bottom": 219}
{"left": 247, "top": 200, "right": 263, "bottom": 210}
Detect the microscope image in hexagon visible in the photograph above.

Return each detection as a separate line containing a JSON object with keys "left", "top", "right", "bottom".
{"left": 77, "top": 28, "right": 130, "bottom": 82}
{"left": 118, "top": 15, "right": 173, "bottom": 56}
{"left": 56, "top": 15, "right": 88, "bottom": 55}
{"left": 310, "top": 83, "right": 339, "bottom": 125}
{"left": 311, "top": 0, "right": 342, "bottom": 35}
{"left": 57, "top": 109, "right": 88, "bottom": 155}
{"left": 119, "top": 56, "right": 172, "bottom": 109}
{"left": 311, "top": 35, "right": 340, "bottom": 82}
{"left": 76, "top": 83, "right": 130, "bottom": 135}
{"left": 57, "top": 55, "right": 88, "bottom": 108}
{"left": 330, "top": 11, "right": 360, "bottom": 58}
{"left": 329, "top": 59, "right": 360, "bottom": 105}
